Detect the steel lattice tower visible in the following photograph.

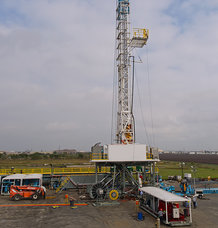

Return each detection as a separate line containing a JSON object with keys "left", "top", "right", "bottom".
{"left": 90, "top": 1, "right": 156, "bottom": 201}
{"left": 116, "top": 0, "right": 133, "bottom": 144}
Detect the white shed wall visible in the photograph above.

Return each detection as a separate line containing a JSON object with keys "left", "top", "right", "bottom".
{"left": 106, "top": 144, "right": 147, "bottom": 162}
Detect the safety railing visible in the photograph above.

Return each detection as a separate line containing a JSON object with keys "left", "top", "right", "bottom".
{"left": 133, "top": 28, "right": 149, "bottom": 39}
{"left": 0, "top": 166, "right": 153, "bottom": 175}
{"left": 0, "top": 167, "right": 111, "bottom": 175}
{"left": 90, "top": 153, "right": 109, "bottom": 160}
{"left": 146, "top": 153, "right": 153, "bottom": 160}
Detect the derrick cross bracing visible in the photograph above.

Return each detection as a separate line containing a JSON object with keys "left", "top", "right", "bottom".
{"left": 89, "top": 162, "right": 157, "bottom": 200}
{"left": 116, "top": 0, "right": 133, "bottom": 144}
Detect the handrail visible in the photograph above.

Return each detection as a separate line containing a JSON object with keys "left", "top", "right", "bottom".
{"left": 0, "top": 167, "right": 111, "bottom": 175}
{"left": 0, "top": 166, "right": 153, "bottom": 175}
{"left": 91, "top": 153, "right": 109, "bottom": 160}
{"left": 133, "top": 28, "right": 149, "bottom": 39}
{"left": 146, "top": 153, "right": 153, "bottom": 159}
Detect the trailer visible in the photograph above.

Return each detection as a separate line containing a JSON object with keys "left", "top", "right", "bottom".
{"left": 1, "top": 174, "right": 42, "bottom": 195}
{"left": 139, "top": 187, "right": 192, "bottom": 226}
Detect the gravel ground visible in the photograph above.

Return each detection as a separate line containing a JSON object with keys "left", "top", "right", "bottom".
{"left": 0, "top": 190, "right": 217, "bottom": 228}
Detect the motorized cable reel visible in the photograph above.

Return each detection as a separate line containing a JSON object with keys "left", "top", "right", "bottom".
{"left": 89, "top": 183, "right": 106, "bottom": 199}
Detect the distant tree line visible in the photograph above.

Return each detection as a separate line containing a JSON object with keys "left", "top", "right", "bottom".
{"left": 0, "top": 152, "right": 90, "bottom": 160}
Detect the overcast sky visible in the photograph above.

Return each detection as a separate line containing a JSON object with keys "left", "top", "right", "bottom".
{"left": 0, "top": 0, "right": 218, "bottom": 152}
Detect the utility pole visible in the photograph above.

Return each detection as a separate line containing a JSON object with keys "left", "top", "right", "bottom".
{"left": 180, "top": 162, "right": 185, "bottom": 179}
{"left": 191, "top": 165, "right": 197, "bottom": 190}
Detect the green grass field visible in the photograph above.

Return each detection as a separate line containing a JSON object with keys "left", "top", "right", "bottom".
{"left": 0, "top": 158, "right": 90, "bottom": 168}
{"left": 158, "top": 161, "right": 218, "bottom": 179}
{"left": 0, "top": 158, "right": 218, "bottom": 179}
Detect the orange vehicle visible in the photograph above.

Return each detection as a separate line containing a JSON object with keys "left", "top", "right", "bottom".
{"left": 10, "top": 185, "right": 46, "bottom": 201}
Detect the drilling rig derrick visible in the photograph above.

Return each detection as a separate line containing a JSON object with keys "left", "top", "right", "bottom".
{"left": 90, "top": 0, "right": 158, "bottom": 201}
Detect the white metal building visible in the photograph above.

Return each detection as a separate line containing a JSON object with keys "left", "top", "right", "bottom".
{"left": 91, "top": 144, "right": 159, "bottom": 162}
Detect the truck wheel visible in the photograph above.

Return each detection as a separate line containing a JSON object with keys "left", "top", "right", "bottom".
{"left": 32, "top": 194, "right": 39, "bottom": 200}
{"left": 13, "top": 194, "right": 22, "bottom": 201}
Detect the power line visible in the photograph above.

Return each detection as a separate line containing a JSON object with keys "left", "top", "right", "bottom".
{"left": 135, "top": 68, "right": 151, "bottom": 146}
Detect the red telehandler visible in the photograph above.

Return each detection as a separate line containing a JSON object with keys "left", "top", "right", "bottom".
{"left": 10, "top": 185, "right": 46, "bottom": 201}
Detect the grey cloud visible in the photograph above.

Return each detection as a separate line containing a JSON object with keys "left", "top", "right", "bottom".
{"left": 0, "top": 0, "right": 218, "bottom": 151}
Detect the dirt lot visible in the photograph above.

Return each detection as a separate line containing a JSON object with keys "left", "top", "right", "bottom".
{"left": 0, "top": 190, "right": 217, "bottom": 228}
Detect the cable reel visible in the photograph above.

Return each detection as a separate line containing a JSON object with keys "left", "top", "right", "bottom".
{"left": 109, "top": 189, "right": 119, "bottom": 201}
{"left": 89, "top": 183, "right": 106, "bottom": 199}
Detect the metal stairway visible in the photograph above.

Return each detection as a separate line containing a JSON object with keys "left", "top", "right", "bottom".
{"left": 55, "top": 176, "right": 78, "bottom": 193}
